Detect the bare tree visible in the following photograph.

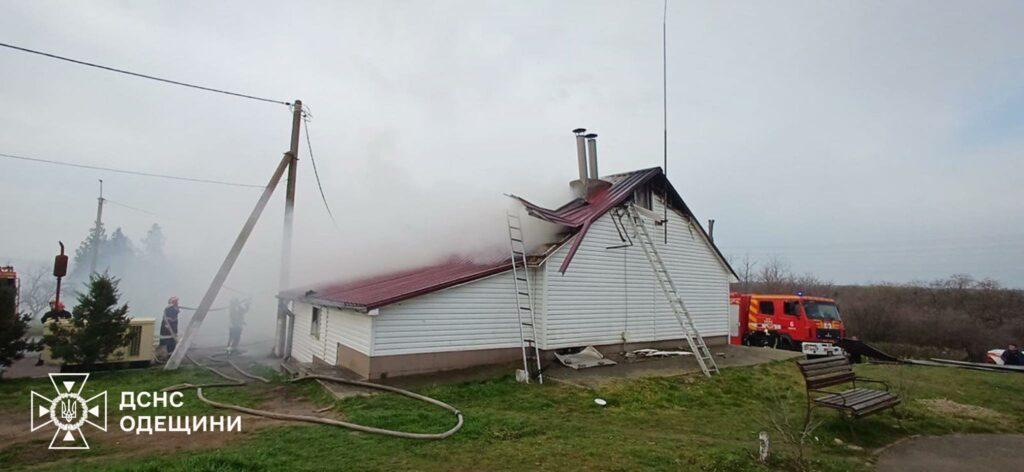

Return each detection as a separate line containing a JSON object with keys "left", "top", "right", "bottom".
{"left": 757, "top": 256, "right": 791, "bottom": 293}
{"left": 739, "top": 254, "right": 757, "bottom": 293}
{"left": 19, "top": 264, "right": 56, "bottom": 319}
{"left": 759, "top": 390, "right": 824, "bottom": 472}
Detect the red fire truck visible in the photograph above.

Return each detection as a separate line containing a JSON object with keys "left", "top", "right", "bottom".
{"left": 0, "top": 266, "right": 17, "bottom": 313}
{"left": 729, "top": 292, "right": 845, "bottom": 351}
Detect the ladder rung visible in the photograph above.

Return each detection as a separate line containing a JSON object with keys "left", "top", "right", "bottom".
{"left": 518, "top": 291, "right": 530, "bottom": 296}
{"left": 519, "top": 307, "right": 531, "bottom": 311}
{"left": 523, "top": 339, "right": 535, "bottom": 343}
{"left": 510, "top": 238, "right": 524, "bottom": 242}
{"left": 516, "top": 277, "right": 528, "bottom": 281}
{"left": 522, "top": 322, "right": 533, "bottom": 326}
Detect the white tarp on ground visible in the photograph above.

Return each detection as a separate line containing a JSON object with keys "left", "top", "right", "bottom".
{"left": 553, "top": 346, "right": 617, "bottom": 369}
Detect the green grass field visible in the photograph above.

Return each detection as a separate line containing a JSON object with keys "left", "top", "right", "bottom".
{"left": 2, "top": 360, "right": 1021, "bottom": 471}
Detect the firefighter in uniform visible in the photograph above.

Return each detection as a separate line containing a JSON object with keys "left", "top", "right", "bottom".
{"left": 227, "top": 297, "right": 250, "bottom": 353}
{"left": 160, "top": 296, "right": 181, "bottom": 358}
{"left": 36, "top": 300, "right": 72, "bottom": 365}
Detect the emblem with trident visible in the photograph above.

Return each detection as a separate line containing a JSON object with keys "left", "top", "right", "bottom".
{"left": 60, "top": 398, "right": 78, "bottom": 422}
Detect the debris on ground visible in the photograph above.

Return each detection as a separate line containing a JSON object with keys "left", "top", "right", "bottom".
{"left": 624, "top": 348, "right": 692, "bottom": 359}
{"left": 554, "top": 346, "right": 617, "bottom": 369}
{"left": 928, "top": 358, "right": 1024, "bottom": 373}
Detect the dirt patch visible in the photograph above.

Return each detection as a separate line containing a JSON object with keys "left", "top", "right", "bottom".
{"left": 0, "top": 385, "right": 347, "bottom": 468}
{"left": 0, "top": 410, "right": 256, "bottom": 468}
{"left": 259, "top": 385, "right": 348, "bottom": 419}
{"left": 917, "top": 398, "right": 1008, "bottom": 424}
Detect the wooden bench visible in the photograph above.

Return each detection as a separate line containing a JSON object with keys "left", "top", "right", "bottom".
{"left": 797, "top": 356, "right": 900, "bottom": 418}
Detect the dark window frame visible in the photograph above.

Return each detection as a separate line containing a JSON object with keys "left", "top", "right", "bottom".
{"left": 311, "top": 306, "right": 321, "bottom": 339}
{"left": 634, "top": 187, "right": 653, "bottom": 210}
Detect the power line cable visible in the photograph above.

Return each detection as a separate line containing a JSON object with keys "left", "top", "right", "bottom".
{"left": 105, "top": 198, "right": 158, "bottom": 216}
{"left": 0, "top": 152, "right": 264, "bottom": 188}
{"left": 0, "top": 41, "right": 291, "bottom": 106}
{"left": 301, "top": 112, "right": 338, "bottom": 227}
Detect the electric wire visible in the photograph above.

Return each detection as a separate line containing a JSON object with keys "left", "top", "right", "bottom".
{"left": 301, "top": 111, "right": 338, "bottom": 227}
{"left": 0, "top": 42, "right": 291, "bottom": 106}
{"left": 0, "top": 152, "right": 264, "bottom": 188}
{"left": 104, "top": 198, "right": 157, "bottom": 216}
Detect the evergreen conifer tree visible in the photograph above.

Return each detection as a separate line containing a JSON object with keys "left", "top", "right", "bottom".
{"left": 44, "top": 273, "right": 130, "bottom": 366}
{"left": 0, "top": 284, "right": 34, "bottom": 369}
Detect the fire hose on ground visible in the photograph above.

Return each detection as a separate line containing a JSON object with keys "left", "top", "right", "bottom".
{"left": 162, "top": 352, "right": 464, "bottom": 440}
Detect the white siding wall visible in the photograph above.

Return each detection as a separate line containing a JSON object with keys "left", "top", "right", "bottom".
{"left": 290, "top": 301, "right": 372, "bottom": 364}
{"left": 290, "top": 301, "right": 317, "bottom": 363}
{"left": 299, "top": 190, "right": 730, "bottom": 358}
{"left": 372, "top": 271, "right": 531, "bottom": 356}
{"left": 543, "top": 195, "right": 732, "bottom": 349}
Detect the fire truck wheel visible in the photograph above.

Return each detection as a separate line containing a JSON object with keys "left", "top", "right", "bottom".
{"left": 744, "top": 332, "right": 771, "bottom": 347}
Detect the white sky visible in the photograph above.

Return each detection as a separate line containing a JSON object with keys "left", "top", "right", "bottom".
{"left": 2, "top": 0, "right": 1022, "bottom": 298}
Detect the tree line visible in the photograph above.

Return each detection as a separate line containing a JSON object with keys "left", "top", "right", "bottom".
{"left": 733, "top": 256, "right": 1024, "bottom": 361}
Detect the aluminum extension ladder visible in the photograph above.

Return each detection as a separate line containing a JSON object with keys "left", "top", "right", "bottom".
{"left": 623, "top": 204, "right": 719, "bottom": 377}
{"left": 506, "top": 212, "right": 543, "bottom": 383}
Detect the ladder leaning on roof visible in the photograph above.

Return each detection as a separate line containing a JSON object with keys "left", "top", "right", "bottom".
{"left": 622, "top": 204, "right": 720, "bottom": 377}
{"left": 506, "top": 212, "right": 543, "bottom": 384}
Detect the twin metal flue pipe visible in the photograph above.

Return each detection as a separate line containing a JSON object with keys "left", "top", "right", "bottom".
{"left": 573, "top": 128, "right": 600, "bottom": 186}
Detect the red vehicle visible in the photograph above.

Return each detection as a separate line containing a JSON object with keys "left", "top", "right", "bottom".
{"left": 0, "top": 266, "right": 17, "bottom": 312}
{"left": 729, "top": 292, "right": 845, "bottom": 351}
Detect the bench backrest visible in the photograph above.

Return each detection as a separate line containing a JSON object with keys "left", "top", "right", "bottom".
{"left": 797, "top": 356, "right": 855, "bottom": 389}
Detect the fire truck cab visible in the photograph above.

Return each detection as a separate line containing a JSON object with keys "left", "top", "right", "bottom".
{"left": 0, "top": 266, "right": 17, "bottom": 311}
{"left": 729, "top": 292, "right": 845, "bottom": 351}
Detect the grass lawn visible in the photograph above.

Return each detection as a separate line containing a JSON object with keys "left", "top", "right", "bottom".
{"left": 1, "top": 360, "right": 1022, "bottom": 471}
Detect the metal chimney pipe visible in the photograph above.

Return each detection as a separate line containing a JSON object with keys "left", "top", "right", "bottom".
{"left": 585, "top": 133, "right": 599, "bottom": 179}
{"left": 573, "top": 128, "right": 588, "bottom": 183}
{"left": 708, "top": 219, "right": 715, "bottom": 243}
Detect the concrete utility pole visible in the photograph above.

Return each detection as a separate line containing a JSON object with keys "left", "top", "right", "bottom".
{"left": 165, "top": 151, "right": 295, "bottom": 370}
{"left": 89, "top": 179, "right": 105, "bottom": 274}
{"left": 275, "top": 100, "right": 302, "bottom": 358}
{"left": 166, "top": 99, "right": 303, "bottom": 370}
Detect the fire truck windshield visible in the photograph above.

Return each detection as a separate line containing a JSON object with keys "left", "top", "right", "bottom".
{"left": 803, "top": 301, "right": 841, "bottom": 321}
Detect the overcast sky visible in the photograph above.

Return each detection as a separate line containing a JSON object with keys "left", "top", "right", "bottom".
{"left": 2, "top": 0, "right": 1022, "bottom": 298}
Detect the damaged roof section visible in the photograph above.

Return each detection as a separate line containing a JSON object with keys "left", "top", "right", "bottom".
{"left": 512, "top": 167, "right": 733, "bottom": 277}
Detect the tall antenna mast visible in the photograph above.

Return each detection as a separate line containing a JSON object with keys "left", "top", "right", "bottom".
{"left": 662, "top": 0, "right": 669, "bottom": 243}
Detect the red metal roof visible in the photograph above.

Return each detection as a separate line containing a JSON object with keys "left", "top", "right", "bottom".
{"left": 281, "top": 256, "right": 511, "bottom": 311}
{"left": 282, "top": 167, "right": 734, "bottom": 310}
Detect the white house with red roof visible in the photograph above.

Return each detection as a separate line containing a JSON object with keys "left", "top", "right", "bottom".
{"left": 279, "top": 135, "right": 737, "bottom": 379}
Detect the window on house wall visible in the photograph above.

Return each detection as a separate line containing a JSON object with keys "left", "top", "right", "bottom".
{"left": 634, "top": 187, "right": 652, "bottom": 210}
{"left": 758, "top": 300, "right": 775, "bottom": 316}
{"left": 310, "top": 306, "right": 321, "bottom": 339}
